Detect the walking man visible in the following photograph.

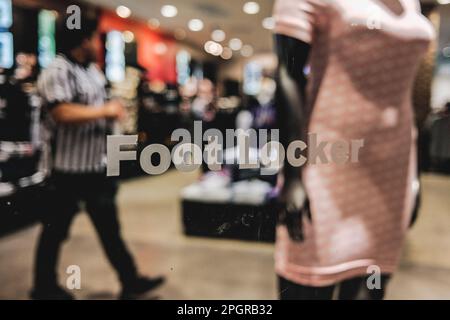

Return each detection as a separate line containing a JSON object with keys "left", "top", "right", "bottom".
{"left": 31, "top": 16, "right": 164, "bottom": 300}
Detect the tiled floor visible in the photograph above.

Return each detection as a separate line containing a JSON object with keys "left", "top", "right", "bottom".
{"left": 0, "top": 171, "right": 449, "bottom": 300}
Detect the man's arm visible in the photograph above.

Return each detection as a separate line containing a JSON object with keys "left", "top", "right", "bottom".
{"left": 51, "top": 100, "right": 125, "bottom": 124}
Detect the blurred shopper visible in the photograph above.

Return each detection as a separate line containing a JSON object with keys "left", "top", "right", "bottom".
{"left": 273, "top": 0, "right": 435, "bottom": 300}
{"left": 31, "top": 15, "right": 164, "bottom": 300}
{"left": 192, "top": 79, "right": 216, "bottom": 122}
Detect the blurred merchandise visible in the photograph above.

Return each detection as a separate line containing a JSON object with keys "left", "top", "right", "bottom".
{"left": 0, "top": 56, "right": 44, "bottom": 197}
{"left": 108, "top": 66, "right": 142, "bottom": 134}
{"left": 0, "top": 55, "right": 44, "bottom": 236}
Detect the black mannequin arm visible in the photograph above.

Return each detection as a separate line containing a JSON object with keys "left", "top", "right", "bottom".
{"left": 275, "top": 34, "right": 310, "bottom": 181}
{"left": 275, "top": 34, "right": 311, "bottom": 241}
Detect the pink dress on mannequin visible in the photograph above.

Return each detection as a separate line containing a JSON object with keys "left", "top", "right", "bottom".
{"left": 273, "top": 0, "right": 435, "bottom": 286}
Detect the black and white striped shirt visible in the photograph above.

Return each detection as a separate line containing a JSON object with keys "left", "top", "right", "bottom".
{"left": 38, "top": 54, "right": 110, "bottom": 173}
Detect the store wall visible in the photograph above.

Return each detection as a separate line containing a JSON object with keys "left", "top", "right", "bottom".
{"left": 215, "top": 52, "right": 277, "bottom": 96}
{"left": 217, "top": 58, "right": 245, "bottom": 83}
{"left": 98, "top": 10, "right": 177, "bottom": 83}
{"left": 11, "top": 4, "right": 38, "bottom": 55}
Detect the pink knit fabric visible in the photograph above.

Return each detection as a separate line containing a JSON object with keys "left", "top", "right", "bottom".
{"left": 273, "top": 0, "right": 435, "bottom": 286}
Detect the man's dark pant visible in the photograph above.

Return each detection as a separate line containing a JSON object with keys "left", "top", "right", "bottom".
{"left": 33, "top": 171, "right": 138, "bottom": 289}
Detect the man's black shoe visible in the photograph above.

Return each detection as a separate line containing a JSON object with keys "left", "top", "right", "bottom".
{"left": 120, "top": 276, "right": 165, "bottom": 300}
{"left": 30, "top": 285, "right": 75, "bottom": 300}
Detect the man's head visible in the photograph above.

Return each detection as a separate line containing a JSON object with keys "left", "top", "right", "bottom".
{"left": 58, "top": 15, "right": 99, "bottom": 64}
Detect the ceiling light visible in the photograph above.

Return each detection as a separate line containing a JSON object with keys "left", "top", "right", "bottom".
{"left": 262, "top": 17, "right": 275, "bottom": 30}
{"left": 221, "top": 47, "right": 233, "bottom": 60}
{"left": 188, "top": 19, "right": 204, "bottom": 32}
{"left": 229, "top": 38, "right": 243, "bottom": 51}
{"left": 204, "top": 41, "right": 223, "bottom": 56}
{"left": 211, "top": 44, "right": 223, "bottom": 56}
{"left": 161, "top": 5, "right": 178, "bottom": 18}
{"left": 211, "top": 29, "right": 226, "bottom": 42}
{"left": 148, "top": 18, "right": 160, "bottom": 29}
{"left": 241, "top": 45, "right": 254, "bottom": 57}
{"left": 204, "top": 41, "right": 216, "bottom": 53}
{"left": 243, "top": 2, "right": 260, "bottom": 15}
{"left": 122, "top": 30, "right": 135, "bottom": 43}
{"left": 116, "top": 5, "right": 131, "bottom": 18}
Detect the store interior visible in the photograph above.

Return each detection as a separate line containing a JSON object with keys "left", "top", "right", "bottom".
{"left": 1, "top": 0, "right": 450, "bottom": 299}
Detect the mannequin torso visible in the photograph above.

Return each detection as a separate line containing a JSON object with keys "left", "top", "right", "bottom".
{"left": 273, "top": 0, "right": 435, "bottom": 290}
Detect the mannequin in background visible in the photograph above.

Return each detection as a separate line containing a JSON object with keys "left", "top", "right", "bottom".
{"left": 248, "top": 77, "right": 277, "bottom": 131}
{"left": 273, "top": 0, "right": 435, "bottom": 300}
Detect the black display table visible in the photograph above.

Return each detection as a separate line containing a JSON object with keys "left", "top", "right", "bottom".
{"left": 182, "top": 199, "right": 276, "bottom": 243}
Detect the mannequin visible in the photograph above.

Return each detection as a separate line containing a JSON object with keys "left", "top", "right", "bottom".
{"left": 274, "top": 0, "right": 435, "bottom": 300}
